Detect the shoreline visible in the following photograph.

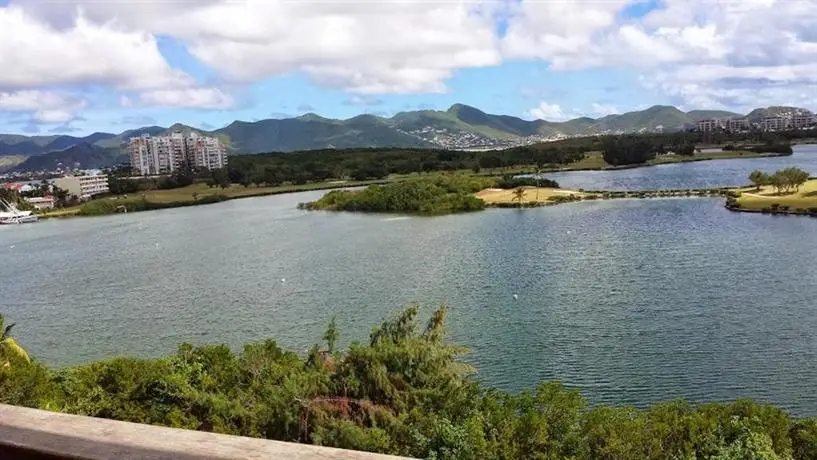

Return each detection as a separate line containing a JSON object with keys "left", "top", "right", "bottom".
{"left": 38, "top": 150, "right": 798, "bottom": 219}
{"left": 39, "top": 179, "right": 393, "bottom": 219}
{"left": 725, "top": 204, "right": 817, "bottom": 217}
{"left": 480, "top": 186, "right": 746, "bottom": 209}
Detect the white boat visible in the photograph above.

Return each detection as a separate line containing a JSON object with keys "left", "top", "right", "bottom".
{"left": 0, "top": 199, "right": 39, "bottom": 224}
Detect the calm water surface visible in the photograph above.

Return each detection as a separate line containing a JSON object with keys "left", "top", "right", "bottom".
{"left": 2, "top": 146, "right": 817, "bottom": 415}
{"left": 546, "top": 144, "right": 817, "bottom": 190}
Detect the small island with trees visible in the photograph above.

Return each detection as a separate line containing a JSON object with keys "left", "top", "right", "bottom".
{"left": 727, "top": 167, "right": 816, "bottom": 216}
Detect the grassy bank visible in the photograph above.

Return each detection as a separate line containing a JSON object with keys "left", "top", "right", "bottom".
{"left": 476, "top": 187, "right": 588, "bottom": 206}
{"left": 475, "top": 149, "right": 785, "bottom": 177}
{"left": 730, "top": 179, "right": 817, "bottom": 214}
{"left": 40, "top": 179, "right": 395, "bottom": 218}
{"left": 649, "top": 150, "right": 779, "bottom": 165}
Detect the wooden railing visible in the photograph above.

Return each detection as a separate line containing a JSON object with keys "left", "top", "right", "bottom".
{"left": 0, "top": 404, "right": 414, "bottom": 460}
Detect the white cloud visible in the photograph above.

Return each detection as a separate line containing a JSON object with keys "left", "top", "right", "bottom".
{"left": 529, "top": 102, "right": 567, "bottom": 121}
{"left": 589, "top": 103, "right": 619, "bottom": 117}
{"left": 134, "top": 88, "right": 235, "bottom": 109}
{"left": 0, "top": 90, "right": 86, "bottom": 124}
{"left": 0, "top": 90, "right": 79, "bottom": 111}
{"left": 5, "top": 0, "right": 817, "bottom": 119}
{"left": 33, "top": 110, "right": 76, "bottom": 124}
{"left": 15, "top": 0, "right": 501, "bottom": 95}
{"left": 0, "top": 5, "right": 193, "bottom": 91}
{"left": 502, "top": 0, "right": 632, "bottom": 68}
{"left": 503, "top": 0, "right": 817, "bottom": 111}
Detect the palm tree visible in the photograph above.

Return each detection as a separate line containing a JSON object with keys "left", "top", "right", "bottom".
{"left": 0, "top": 314, "right": 30, "bottom": 367}
{"left": 513, "top": 187, "right": 526, "bottom": 206}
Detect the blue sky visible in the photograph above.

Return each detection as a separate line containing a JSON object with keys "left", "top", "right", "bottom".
{"left": 1, "top": 0, "right": 815, "bottom": 135}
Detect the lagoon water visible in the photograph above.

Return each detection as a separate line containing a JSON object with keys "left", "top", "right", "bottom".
{"left": 2, "top": 145, "right": 817, "bottom": 414}
{"left": 547, "top": 144, "right": 817, "bottom": 191}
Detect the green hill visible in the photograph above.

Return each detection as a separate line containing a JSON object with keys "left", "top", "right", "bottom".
{"left": 686, "top": 110, "right": 741, "bottom": 121}
{"left": 1, "top": 104, "right": 813, "bottom": 172}
{"left": 12, "top": 142, "right": 126, "bottom": 172}
{"left": 746, "top": 106, "right": 812, "bottom": 122}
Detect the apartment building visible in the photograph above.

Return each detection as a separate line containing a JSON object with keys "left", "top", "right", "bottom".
{"left": 128, "top": 131, "right": 228, "bottom": 176}
{"left": 53, "top": 174, "right": 110, "bottom": 200}
{"left": 726, "top": 118, "right": 750, "bottom": 132}
{"left": 791, "top": 114, "right": 816, "bottom": 129}
{"left": 761, "top": 116, "right": 790, "bottom": 131}
{"left": 25, "top": 196, "right": 55, "bottom": 210}
{"left": 696, "top": 119, "right": 724, "bottom": 132}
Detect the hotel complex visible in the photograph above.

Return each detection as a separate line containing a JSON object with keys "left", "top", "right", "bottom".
{"left": 128, "top": 131, "right": 228, "bottom": 176}
{"left": 53, "top": 174, "right": 110, "bottom": 200}
{"left": 695, "top": 112, "right": 816, "bottom": 133}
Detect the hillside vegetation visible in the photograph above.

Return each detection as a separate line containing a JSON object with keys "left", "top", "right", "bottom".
{"left": 2, "top": 105, "right": 814, "bottom": 170}
{"left": 2, "top": 307, "right": 816, "bottom": 459}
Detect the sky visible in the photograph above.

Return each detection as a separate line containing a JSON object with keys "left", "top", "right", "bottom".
{"left": 0, "top": 0, "right": 816, "bottom": 136}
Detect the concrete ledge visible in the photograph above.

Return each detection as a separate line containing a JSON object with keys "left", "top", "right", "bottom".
{"left": 0, "top": 404, "right": 413, "bottom": 460}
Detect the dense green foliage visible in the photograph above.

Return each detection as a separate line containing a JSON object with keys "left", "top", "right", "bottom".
{"left": 78, "top": 194, "right": 227, "bottom": 216}
{"left": 299, "top": 176, "right": 493, "bottom": 214}
{"left": 748, "top": 167, "right": 810, "bottom": 193}
{"left": 724, "top": 143, "right": 794, "bottom": 154}
{"left": 495, "top": 175, "right": 559, "bottom": 189}
{"left": 601, "top": 136, "right": 658, "bottom": 166}
{"left": 0, "top": 314, "right": 29, "bottom": 367}
{"left": 107, "top": 167, "right": 230, "bottom": 195}
{"left": 226, "top": 143, "right": 590, "bottom": 187}
{"left": 2, "top": 306, "right": 817, "bottom": 459}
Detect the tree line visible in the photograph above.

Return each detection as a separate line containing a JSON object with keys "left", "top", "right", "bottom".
{"left": 97, "top": 129, "right": 812, "bottom": 193}
{"left": 226, "top": 144, "right": 589, "bottom": 187}
{"left": 226, "top": 130, "right": 805, "bottom": 185}
{"left": 2, "top": 308, "right": 817, "bottom": 459}
{"left": 749, "top": 167, "right": 811, "bottom": 193}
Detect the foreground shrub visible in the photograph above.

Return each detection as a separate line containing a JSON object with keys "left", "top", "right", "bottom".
{"left": 2, "top": 306, "right": 815, "bottom": 459}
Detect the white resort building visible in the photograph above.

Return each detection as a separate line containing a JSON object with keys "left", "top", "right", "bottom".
{"left": 128, "top": 131, "right": 228, "bottom": 176}
{"left": 53, "top": 174, "right": 110, "bottom": 200}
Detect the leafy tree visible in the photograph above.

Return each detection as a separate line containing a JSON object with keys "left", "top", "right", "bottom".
{"left": 324, "top": 317, "right": 339, "bottom": 354}
{"left": 791, "top": 419, "right": 817, "bottom": 460}
{"left": 676, "top": 143, "right": 695, "bottom": 156}
{"left": 513, "top": 187, "right": 526, "bottom": 205}
{"left": 752, "top": 167, "right": 810, "bottom": 194}
{"left": 601, "top": 135, "right": 657, "bottom": 166}
{"left": 0, "top": 314, "right": 30, "bottom": 368}
{"left": 711, "top": 417, "right": 785, "bottom": 460}
{"left": 210, "top": 168, "right": 230, "bottom": 189}
{"left": 749, "top": 170, "right": 770, "bottom": 190}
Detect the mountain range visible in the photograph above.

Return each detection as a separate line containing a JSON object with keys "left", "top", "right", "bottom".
{"left": 0, "top": 104, "right": 811, "bottom": 173}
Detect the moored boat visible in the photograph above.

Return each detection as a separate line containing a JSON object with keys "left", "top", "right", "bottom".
{"left": 0, "top": 199, "right": 39, "bottom": 224}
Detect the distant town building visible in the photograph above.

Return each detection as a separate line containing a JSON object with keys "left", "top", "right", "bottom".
{"left": 696, "top": 119, "right": 724, "bottom": 132}
{"left": 695, "top": 117, "right": 751, "bottom": 133}
{"left": 726, "top": 118, "right": 750, "bottom": 132}
{"left": 654, "top": 125, "right": 664, "bottom": 134}
{"left": 2, "top": 182, "right": 37, "bottom": 193}
{"left": 791, "top": 114, "right": 816, "bottom": 129}
{"left": 128, "top": 131, "right": 228, "bottom": 176}
{"left": 761, "top": 116, "right": 790, "bottom": 131}
{"left": 53, "top": 174, "right": 109, "bottom": 200}
{"left": 25, "top": 196, "right": 55, "bottom": 210}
